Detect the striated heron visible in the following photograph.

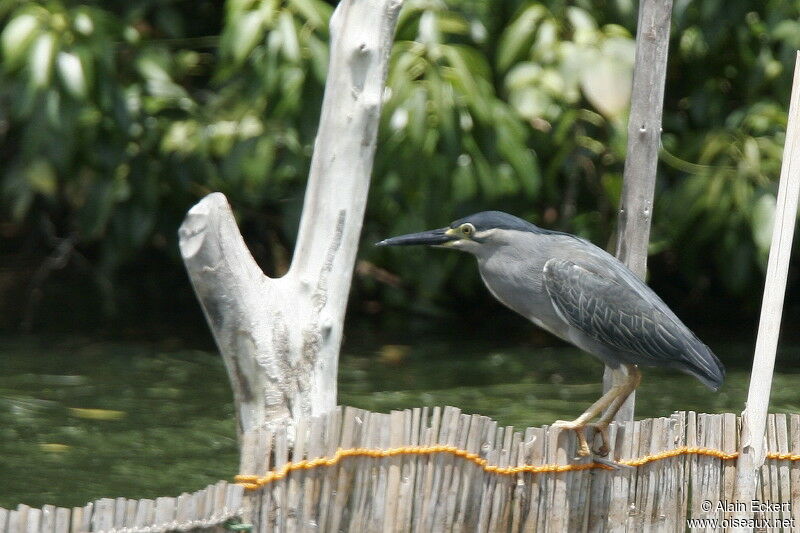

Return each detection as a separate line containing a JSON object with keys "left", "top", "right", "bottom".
{"left": 377, "top": 211, "right": 724, "bottom": 456}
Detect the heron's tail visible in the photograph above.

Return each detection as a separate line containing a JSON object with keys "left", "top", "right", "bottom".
{"left": 680, "top": 341, "right": 725, "bottom": 391}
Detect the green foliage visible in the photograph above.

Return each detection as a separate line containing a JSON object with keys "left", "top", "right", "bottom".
{"left": 0, "top": 0, "right": 210, "bottom": 293}
{"left": 0, "top": 0, "right": 797, "bottom": 323}
{"left": 653, "top": 0, "right": 799, "bottom": 298}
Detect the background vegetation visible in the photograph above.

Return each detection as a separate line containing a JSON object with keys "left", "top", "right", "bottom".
{"left": 2, "top": 0, "right": 799, "bottom": 334}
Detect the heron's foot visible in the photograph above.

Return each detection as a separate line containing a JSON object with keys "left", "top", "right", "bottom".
{"left": 551, "top": 420, "right": 611, "bottom": 457}
{"left": 552, "top": 420, "right": 592, "bottom": 457}
{"left": 587, "top": 423, "right": 610, "bottom": 457}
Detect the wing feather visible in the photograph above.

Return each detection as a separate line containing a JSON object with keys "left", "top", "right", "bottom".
{"left": 542, "top": 258, "right": 724, "bottom": 389}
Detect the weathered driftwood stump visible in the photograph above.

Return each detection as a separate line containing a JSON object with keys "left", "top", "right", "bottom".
{"left": 179, "top": 0, "right": 403, "bottom": 441}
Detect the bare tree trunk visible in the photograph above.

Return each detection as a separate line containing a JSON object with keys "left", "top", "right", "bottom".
{"left": 179, "top": 0, "right": 403, "bottom": 440}
{"left": 603, "top": 0, "right": 673, "bottom": 424}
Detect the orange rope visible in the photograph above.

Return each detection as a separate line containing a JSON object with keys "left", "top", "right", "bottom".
{"left": 234, "top": 445, "right": 800, "bottom": 491}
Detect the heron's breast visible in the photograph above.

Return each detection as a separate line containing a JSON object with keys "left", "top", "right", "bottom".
{"left": 477, "top": 257, "right": 557, "bottom": 325}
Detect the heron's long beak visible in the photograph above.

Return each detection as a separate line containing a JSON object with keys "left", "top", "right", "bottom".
{"left": 375, "top": 227, "right": 456, "bottom": 247}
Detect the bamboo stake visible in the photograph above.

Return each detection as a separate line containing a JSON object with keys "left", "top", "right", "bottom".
{"left": 603, "top": 0, "right": 674, "bottom": 423}
{"left": 733, "top": 51, "right": 800, "bottom": 509}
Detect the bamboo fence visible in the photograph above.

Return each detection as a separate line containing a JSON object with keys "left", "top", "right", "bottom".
{"left": 7, "top": 407, "right": 798, "bottom": 532}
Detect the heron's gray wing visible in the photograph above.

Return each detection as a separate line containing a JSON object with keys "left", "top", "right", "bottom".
{"left": 542, "top": 258, "right": 724, "bottom": 389}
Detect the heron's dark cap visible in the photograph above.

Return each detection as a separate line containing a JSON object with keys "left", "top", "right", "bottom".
{"left": 450, "top": 211, "right": 546, "bottom": 234}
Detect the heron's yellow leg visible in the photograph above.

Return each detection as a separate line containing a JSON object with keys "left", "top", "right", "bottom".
{"left": 595, "top": 365, "right": 641, "bottom": 427}
{"left": 552, "top": 364, "right": 641, "bottom": 456}
{"left": 589, "top": 365, "right": 642, "bottom": 455}
{"left": 552, "top": 386, "right": 627, "bottom": 456}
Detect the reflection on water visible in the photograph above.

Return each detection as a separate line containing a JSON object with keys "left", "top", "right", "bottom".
{"left": 1, "top": 336, "right": 799, "bottom": 508}
{"left": 0, "top": 341, "right": 237, "bottom": 509}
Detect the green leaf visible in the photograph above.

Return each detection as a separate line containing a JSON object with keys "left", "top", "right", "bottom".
{"left": 230, "top": 11, "right": 264, "bottom": 64}
{"left": 289, "top": 0, "right": 331, "bottom": 29}
{"left": 436, "top": 13, "right": 470, "bottom": 36}
{"left": 26, "top": 159, "right": 57, "bottom": 198}
{"left": 751, "top": 192, "right": 775, "bottom": 258}
{"left": 57, "top": 51, "right": 87, "bottom": 99}
{"left": 3, "top": 165, "right": 34, "bottom": 221}
{"left": 29, "top": 32, "right": 56, "bottom": 88}
{"left": 1, "top": 12, "right": 40, "bottom": 69}
{"left": 440, "top": 45, "right": 485, "bottom": 120}
{"left": 580, "top": 53, "right": 632, "bottom": 118}
{"left": 496, "top": 5, "right": 545, "bottom": 71}
{"left": 278, "top": 10, "right": 300, "bottom": 62}
{"left": 79, "top": 179, "right": 116, "bottom": 240}
{"left": 306, "top": 35, "right": 328, "bottom": 81}
{"left": 72, "top": 11, "right": 94, "bottom": 36}
{"left": 497, "top": 131, "right": 538, "bottom": 195}
{"left": 566, "top": 7, "right": 597, "bottom": 41}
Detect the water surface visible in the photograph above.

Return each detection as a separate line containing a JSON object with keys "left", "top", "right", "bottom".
{"left": 1, "top": 335, "right": 798, "bottom": 508}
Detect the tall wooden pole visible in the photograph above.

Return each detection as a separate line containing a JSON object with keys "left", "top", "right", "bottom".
{"left": 732, "top": 51, "right": 800, "bottom": 514}
{"left": 603, "top": 0, "right": 673, "bottom": 423}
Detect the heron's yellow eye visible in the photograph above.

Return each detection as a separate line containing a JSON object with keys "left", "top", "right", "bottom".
{"left": 460, "top": 223, "right": 475, "bottom": 237}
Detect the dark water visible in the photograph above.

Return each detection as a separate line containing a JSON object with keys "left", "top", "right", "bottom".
{"left": 1, "top": 335, "right": 799, "bottom": 508}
